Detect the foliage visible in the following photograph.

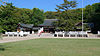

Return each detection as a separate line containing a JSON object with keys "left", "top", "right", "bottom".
{"left": 53, "top": 1, "right": 100, "bottom": 32}
{"left": 0, "top": 3, "right": 16, "bottom": 32}
{"left": 53, "top": 17, "right": 78, "bottom": 31}
{"left": 0, "top": 3, "right": 45, "bottom": 32}
{"left": 55, "top": 0, "right": 77, "bottom": 12}
{"left": 53, "top": 0, "right": 80, "bottom": 31}
{"left": 44, "top": 11, "right": 59, "bottom": 19}
{"left": 85, "top": 3, "right": 100, "bottom": 33}
{"left": 31, "top": 8, "right": 45, "bottom": 26}
{"left": 0, "top": 26, "right": 3, "bottom": 39}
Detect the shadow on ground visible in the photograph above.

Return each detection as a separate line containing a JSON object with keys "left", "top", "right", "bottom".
{"left": 0, "top": 45, "right": 5, "bottom": 51}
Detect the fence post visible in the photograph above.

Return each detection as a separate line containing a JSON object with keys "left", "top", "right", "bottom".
{"left": 8, "top": 34, "right": 9, "bottom": 37}
{"left": 17, "top": 34, "right": 19, "bottom": 37}
{"left": 75, "top": 33, "right": 77, "bottom": 37}
{"left": 69, "top": 34, "right": 70, "bottom": 37}
{"left": 57, "top": 33, "right": 58, "bottom": 37}
{"left": 13, "top": 34, "right": 14, "bottom": 37}
{"left": 63, "top": 33, "right": 64, "bottom": 37}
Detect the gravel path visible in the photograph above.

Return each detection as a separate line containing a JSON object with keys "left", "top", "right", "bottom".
{"left": 0, "top": 34, "right": 40, "bottom": 43}
{"left": 0, "top": 37, "right": 40, "bottom": 43}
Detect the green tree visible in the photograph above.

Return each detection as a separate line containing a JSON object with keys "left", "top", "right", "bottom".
{"left": 0, "top": 3, "right": 45, "bottom": 32}
{"left": 54, "top": 0, "right": 78, "bottom": 31}
{"left": 0, "top": 3, "right": 17, "bottom": 32}
{"left": 55, "top": 0, "right": 77, "bottom": 12}
{"left": 85, "top": 3, "right": 100, "bottom": 33}
{"left": 31, "top": 8, "right": 45, "bottom": 26}
{"left": 44, "top": 11, "right": 58, "bottom": 19}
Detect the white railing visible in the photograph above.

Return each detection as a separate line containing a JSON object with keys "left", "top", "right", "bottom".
{"left": 5, "top": 31, "right": 30, "bottom": 37}
{"left": 55, "top": 31, "right": 65, "bottom": 37}
{"left": 55, "top": 31, "right": 88, "bottom": 37}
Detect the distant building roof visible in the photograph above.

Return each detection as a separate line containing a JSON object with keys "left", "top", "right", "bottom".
{"left": 19, "top": 23, "right": 34, "bottom": 28}
{"left": 39, "top": 19, "right": 59, "bottom": 26}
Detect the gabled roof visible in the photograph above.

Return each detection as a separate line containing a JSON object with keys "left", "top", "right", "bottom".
{"left": 39, "top": 19, "right": 58, "bottom": 26}
{"left": 19, "top": 23, "right": 34, "bottom": 28}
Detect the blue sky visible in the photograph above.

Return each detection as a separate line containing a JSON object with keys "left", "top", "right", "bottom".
{"left": 2, "top": 0, "right": 100, "bottom": 12}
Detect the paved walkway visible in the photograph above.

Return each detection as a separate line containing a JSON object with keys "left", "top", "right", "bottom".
{"left": 0, "top": 37, "right": 40, "bottom": 43}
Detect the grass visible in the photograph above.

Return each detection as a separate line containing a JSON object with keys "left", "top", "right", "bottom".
{"left": 0, "top": 38, "right": 100, "bottom": 56}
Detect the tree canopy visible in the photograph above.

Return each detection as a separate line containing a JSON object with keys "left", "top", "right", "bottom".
{"left": 55, "top": 0, "right": 77, "bottom": 12}
{"left": 84, "top": 3, "right": 100, "bottom": 33}
{"left": 0, "top": 3, "right": 45, "bottom": 32}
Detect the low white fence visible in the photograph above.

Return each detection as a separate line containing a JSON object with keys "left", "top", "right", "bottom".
{"left": 54, "top": 31, "right": 88, "bottom": 37}
{"left": 98, "top": 31, "right": 100, "bottom": 35}
{"left": 5, "top": 31, "right": 30, "bottom": 37}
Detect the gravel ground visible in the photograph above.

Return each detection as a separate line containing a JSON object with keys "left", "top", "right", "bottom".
{"left": 0, "top": 37, "right": 40, "bottom": 43}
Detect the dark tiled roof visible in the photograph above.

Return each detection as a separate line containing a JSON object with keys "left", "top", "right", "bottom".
{"left": 19, "top": 23, "right": 34, "bottom": 28}
{"left": 39, "top": 19, "right": 58, "bottom": 26}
